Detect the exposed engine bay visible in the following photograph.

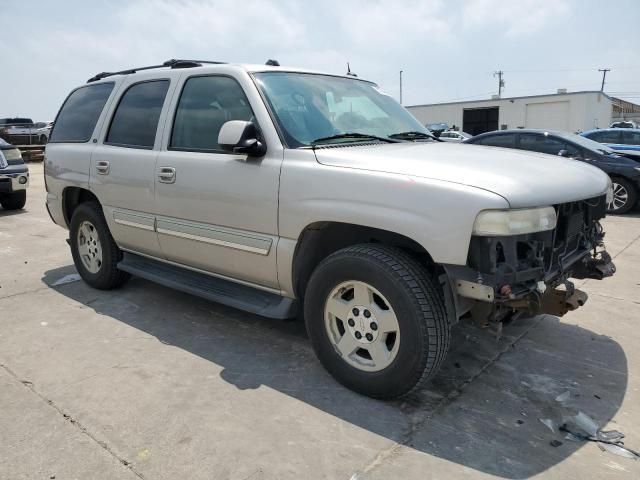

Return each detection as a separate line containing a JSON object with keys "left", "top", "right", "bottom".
{"left": 446, "top": 195, "right": 616, "bottom": 325}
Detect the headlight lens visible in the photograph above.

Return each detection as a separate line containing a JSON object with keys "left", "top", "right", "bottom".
{"left": 473, "top": 207, "right": 557, "bottom": 236}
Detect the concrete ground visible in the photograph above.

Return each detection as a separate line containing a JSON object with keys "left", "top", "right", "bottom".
{"left": 1, "top": 162, "right": 639, "bottom": 480}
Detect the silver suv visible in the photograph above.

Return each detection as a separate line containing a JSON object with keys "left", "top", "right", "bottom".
{"left": 45, "top": 59, "right": 616, "bottom": 399}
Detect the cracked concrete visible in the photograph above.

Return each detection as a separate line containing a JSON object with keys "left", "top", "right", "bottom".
{"left": 1, "top": 163, "right": 639, "bottom": 479}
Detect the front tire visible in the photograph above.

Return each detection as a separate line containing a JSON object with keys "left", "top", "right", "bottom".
{"left": 608, "top": 177, "right": 637, "bottom": 214}
{"left": 0, "top": 191, "right": 26, "bottom": 210}
{"left": 304, "top": 244, "right": 450, "bottom": 399}
{"left": 69, "top": 202, "right": 130, "bottom": 290}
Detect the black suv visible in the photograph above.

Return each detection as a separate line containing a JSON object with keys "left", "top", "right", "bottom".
{"left": 0, "top": 138, "right": 29, "bottom": 210}
{"left": 464, "top": 129, "right": 640, "bottom": 214}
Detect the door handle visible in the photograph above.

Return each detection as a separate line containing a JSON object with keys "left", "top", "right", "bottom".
{"left": 95, "top": 160, "right": 110, "bottom": 175}
{"left": 157, "top": 166, "right": 176, "bottom": 184}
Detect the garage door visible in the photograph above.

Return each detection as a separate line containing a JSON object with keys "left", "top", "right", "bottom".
{"left": 525, "top": 101, "right": 570, "bottom": 131}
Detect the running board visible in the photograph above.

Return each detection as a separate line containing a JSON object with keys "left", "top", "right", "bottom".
{"left": 117, "top": 253, "right": 297, "bottom": 319}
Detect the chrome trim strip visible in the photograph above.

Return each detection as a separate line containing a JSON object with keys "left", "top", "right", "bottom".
{"left": 156, "top": 226, "right": 269, "bottom": 255}
{"left": 120, "top": 248, "right": 285, "bottom": 296}
{"left": 113, "top": 210, "right": 156, "bottom": 231}
{"left": 114, "top": 218, "right": 155, "bottom": 231}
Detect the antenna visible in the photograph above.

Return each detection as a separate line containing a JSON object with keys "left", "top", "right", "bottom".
{"left": 346, "top": 62, "right": 357, "bottom": 77}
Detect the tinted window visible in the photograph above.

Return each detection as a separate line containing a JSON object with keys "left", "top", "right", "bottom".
{"left": 621, "top": 131, "right": 640, "bottom": 145}
{"left": 476, "top": 133, "right": 516, "bottom": 148}
{"left": 106, "top": 80, "right": 169, "bottom": 148}
{"left": 519, "top": 134, "right": 567, "bottom": 155}
{"left": 171, "top": 76, "right": 254, "bottom": 152}
{"left": 49, "top": 83, "right": 114, "bottom": 143}
{"left": 599, "top": 130, "right": 621, "bottom": 143}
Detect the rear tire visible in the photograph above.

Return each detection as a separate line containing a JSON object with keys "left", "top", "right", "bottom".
{"left": 69, "top": 202, "right": 130, "bottom": 290}
{"left": 304, "top": 244, "right": 450, "bottom": 399}
{"left": 0, "top": 191, "right": 26, "bottom": 210}
{"left": 608, "top": 177, "right": 637, "bottom": 214}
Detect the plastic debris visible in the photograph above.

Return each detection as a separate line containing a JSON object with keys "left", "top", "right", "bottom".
{"left": 539, "top": 418, "right": 556, "bottom": 433}
{"left": 52, "top": 273, "right": 81, "bottom": 286}
{"left": 559, "top": 412, "right": 640, "bottom": 461}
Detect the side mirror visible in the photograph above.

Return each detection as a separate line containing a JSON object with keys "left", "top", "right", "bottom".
{"left": 218, "top": 121, "right": 266, "bottom": 157}
{"left": 557, "top": 149, "right": 569, "bottom": 157}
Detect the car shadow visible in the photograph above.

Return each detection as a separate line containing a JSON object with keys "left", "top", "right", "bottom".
{"left": 0, "top": 207, "right": 28, "bottom": 216}
{"left": 42, "top": 265, "right": 629, "bottom": 479}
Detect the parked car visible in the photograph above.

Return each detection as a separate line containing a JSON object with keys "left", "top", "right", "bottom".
{"left": 438, "top": 130, "right": 472, "bottom": 142}
{"left": 581, "top": 128, "right": 640, "bottom": 162}
{"left": 45, "top": 60, "right": 615, "bottom": 399}
{"left": 34, "top": 121, "right": 54, "bottom": 144}
{"left": 610, "top": 120, "right": 638, "bottom": 129}
{"left": 425, "top": 122, "right": 449, "bottom": 136}
{"left": 0, "top": 138, "right": 29, "bottom": 210}
{"left": 0, "top": 117, "right": 38, "bottom": 145}
{"left": 465, "top": 129, "right": 640, "bottom": 214}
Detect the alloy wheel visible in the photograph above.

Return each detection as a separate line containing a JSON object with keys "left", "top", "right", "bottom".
{"left": 608, "top": 182, "right": 629, "bottom": 212}
{"left": 77, "top": 220, "right": 103, "bottom": 274}
{"left": 324, "top": 280, "right": 400, "bottom": 372}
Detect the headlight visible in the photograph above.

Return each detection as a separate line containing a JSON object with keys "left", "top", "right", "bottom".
{"left": 473, "top": 207, "right": 557, "bottom": 236}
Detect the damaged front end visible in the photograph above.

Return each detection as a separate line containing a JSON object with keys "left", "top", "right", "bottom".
{"left": 445, "top": 195, "right": 615, "bottom": 325}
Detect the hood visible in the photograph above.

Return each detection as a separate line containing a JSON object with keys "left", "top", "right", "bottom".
{"left": 313, "top": 142, "right": 610, "bottom": 208}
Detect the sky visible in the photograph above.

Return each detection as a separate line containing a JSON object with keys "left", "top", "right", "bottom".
{"left": 1, "top": 0, "right": 639, "bottom": 120}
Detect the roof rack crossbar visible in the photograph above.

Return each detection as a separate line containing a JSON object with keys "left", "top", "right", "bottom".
{"left": 86, "top": 59, "right": 227, "bottom": 83}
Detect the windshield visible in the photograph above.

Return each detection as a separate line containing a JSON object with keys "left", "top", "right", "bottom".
{"left": 556, "top": 131, "right": 616, "bottom": 154}
{"left": 254, "top": 72, "right": 430, "bottom": 147}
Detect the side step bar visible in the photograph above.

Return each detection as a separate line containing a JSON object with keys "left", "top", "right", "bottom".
{"left": 117, "top": 253, "right": 297, "bottom": 319}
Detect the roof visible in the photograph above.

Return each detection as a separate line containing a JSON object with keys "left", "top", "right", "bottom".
{"left": 407, "top": 90, "right": 615, "bottom": 109}
{"left": 471, "top": 128, "right": 565, "bottom": 136}
{"left": 85, "top": 59, "right": 373, "bottom": 84}
{"left": 582, "top": 127, "right": 640, "bottom": 134}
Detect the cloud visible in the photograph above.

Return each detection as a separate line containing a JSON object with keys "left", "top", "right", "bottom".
{"left": 462, "top": 0, "right": 571, "bottom": 37}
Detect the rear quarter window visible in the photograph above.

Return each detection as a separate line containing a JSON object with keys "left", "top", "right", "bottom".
{"left": 49, "top": 83, "right": 114, "bottom": 143}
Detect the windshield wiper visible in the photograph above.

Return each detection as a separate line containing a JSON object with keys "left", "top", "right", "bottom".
{"left": 388, "top": 131, "right": 439, "bottom": 141}
{"left": 311, "top": 132, "right": 400, "bottom": 146}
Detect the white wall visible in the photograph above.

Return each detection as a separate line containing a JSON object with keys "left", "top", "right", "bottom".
{"left": 407, "top": 92, "right": 612, "bottom": 133}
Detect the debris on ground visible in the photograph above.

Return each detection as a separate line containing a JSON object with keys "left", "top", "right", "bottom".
{"left": 51, "top": 273, "right": 81, "bottom": 286}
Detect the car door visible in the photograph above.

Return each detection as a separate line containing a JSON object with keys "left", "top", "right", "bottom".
{"left": 153, "top": 73, "right": 282, "bottom": 290}
{"left": 620, "top": 130, "right": 640, "bottom": 151}
{"left": 90, "top": 78, "right": 174, "bottom": 257}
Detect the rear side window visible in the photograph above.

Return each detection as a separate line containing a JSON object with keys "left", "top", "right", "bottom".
{"left": 476, "top": 133, "right": 516, "bottom": 148}
{"left": 49, "top": 83, "right": 114, "bottom": 143}
{"left": 106, "top": 80, "right": 170, "bottom": 148}
{"left": 588, "top": 130, "right": 621, "bottom": 143}
{"left": 519, "top": 133, "right": 567, "bottom": 155}
{"left": 621, "top": 130, "right": 640, "bottom": 145}
{"left": 170, "top": 76, "right": 254, "bottom": 152}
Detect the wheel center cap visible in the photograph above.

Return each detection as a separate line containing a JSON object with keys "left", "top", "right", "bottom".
{"left": 347, "top": 305, "right": 379, "bottom": 344}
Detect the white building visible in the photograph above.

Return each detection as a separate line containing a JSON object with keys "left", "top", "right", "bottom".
{"left": 406, "top": 91, "right": 639, "bottom": 136}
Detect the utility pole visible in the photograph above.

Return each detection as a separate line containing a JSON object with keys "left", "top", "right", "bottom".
{"left": 598, "top": 68, "right": 610, "bottom": 92}
{"left": 493, "top": 70, "right": 505, "bottom": 97}
{"left": 399, "top": 70, "right": 403, "bottom": 105}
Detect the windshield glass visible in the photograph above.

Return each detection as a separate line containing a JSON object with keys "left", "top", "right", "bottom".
{"left": 556, "top": 131, "right": 615, "bottom": 154}
{"left": 254, "top": 72, "right": 430, "bottom": 147}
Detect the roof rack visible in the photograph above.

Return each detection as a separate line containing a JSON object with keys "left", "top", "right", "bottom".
{"left": 86, "top": 59, "right": 227, "bottom": 83}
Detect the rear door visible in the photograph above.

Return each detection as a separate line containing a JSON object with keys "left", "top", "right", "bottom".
{"left": 90, "top": 78, "right": 174, "bottom": 257}
{"left": 620, "top": 130, "right": 640, "bottom": 151}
